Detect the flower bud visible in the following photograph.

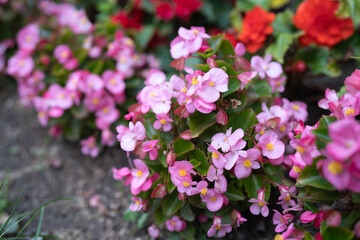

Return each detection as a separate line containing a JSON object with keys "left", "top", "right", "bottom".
{"left": 166, "top": 150, "right": 176, "bottom": 166}
{"left": 300, "top": 211, "right": 318, "bottom": 224}
{"left": 216, "top": 107, "right": 228, "bottom": 125}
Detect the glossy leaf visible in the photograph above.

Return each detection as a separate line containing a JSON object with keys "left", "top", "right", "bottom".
{"left": 180, "top": 202, "right": 195, "bottom": 222}
{"left": 161, "top": 192, "right": 183, "bottom": 216}
{"left": 244, "top": 174, "right": 271, "bottom": 201}
{"left": 224, "top": 185, "right": 245, "bottom": 201}
{"left": 189, "top": 149, "right": 210, "bottom": 175}
{"left": 189, "top": 111, "right": 216, "bottom": 138}
{"left": 297, "top": 164, "right": 335, "bottom": 190}
{"left": 227, "top": 108, "right": 256, "bottom": 131}
{"left": 322, "top": 226, "right": 353, "bottom": 240}
{"left": 173, "top": 138, "right": 194, "bottom": 156}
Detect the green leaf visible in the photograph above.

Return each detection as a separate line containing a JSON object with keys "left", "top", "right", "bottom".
{"left": 216, "top": 60, "right": 238, "bottom": 76}
{"left": 195, "top": 63, "right": 210, "bottom": 72}
{"left": 189, "top": 159, "right": 201, "bottom": 168}
{"left": 227, "top": 108, "right": 256, "bottom": 131}
{"left": 265, "top": 33, "right": 298, "bottom": 63}
{"left": 123, "top": 208, "right": 139, "bottom": 222}
{"left": 208, "top": 34, "right": 224, "bottom": 53}
{"left": 244, "top": 174, "right": 270, "bottom": 201}
{"left": 189, "top": 111, "right": 216, "bottom": 138}
{"left": 297, "top": 46, "right": 335, "bottom": 77}
{"left": 137, "top": 213, "right": 148, "bottom": 229}
{"left": 322, "top": 226, "right": 354, "bottom": 240}
{"left": 134, "top": 24, "right": 155, "bottom": 49}
{"left": 161, "top": 192, "right": 183, "bottom": 216}
{"left": 352, "top": 193, "right": 360, "bottom": 203}
{"left": 312, "top": 127, "right": 331, "bottom": 150}
{"left": 179, "top": 225, "right": 196, "bottom": 240}
{"left": 304, "top": 202, "right": 318, "bottom": 213}
{"left": 223, "top": 77, "right": 241, "bottom": 97}
{"left": 224, "top": 185, "right": 245, "bottom": 201}
{"left": 318, "top": 116, "right": 337, "bottom": 127}
{"left": 248, "top": 80, "right": 272, "bottom": 98}
{"left": 173, "top": 138, "right": 194, "bottom": 157}
{"left": 235, "top": 0, "right": 271, "bottom": 10}
{"left": 154, "top": 207, "right": 167, "bottom": 225}
{"left": 189, "top": 149, "right": 210, "bottom": 175}
{"left": 144, "top": 119, "right": 156, "bottom": 139}
{"left": 219, "top": 39, "right": 235, "bottom": 57}
{"left": 343, "top": 211, "right": 360, "bottom": 229}
{"left": 272, "top": 10, "right": 297, "bottom": 35}
{"left": 299, "top": 186, "right": 342, "bottom": 203}
{"left": 297, "top": 163, "right": 335, "bottom": 190}
{"left": 180, "top": 202, "right": 195, "bottom": 222}
{"left": 230, "top": 9, "right": 242, "bottom": 31}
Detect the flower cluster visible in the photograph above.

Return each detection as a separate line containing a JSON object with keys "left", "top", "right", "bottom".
{"left": 6, "top": 1, "right": 160, "bottom": 157}
{"left": 111, "top": 27, "right": 360, "bottom": 239}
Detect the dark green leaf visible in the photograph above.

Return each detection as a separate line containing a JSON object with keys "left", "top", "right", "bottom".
{"left": 173, "top": 138, "right": 194, "bottom": 156}
{"left": 352, "top": 193, "right": 360, "bottom": 203}
{"left": 227, "top": 108, "right": 256, "bottom": 131}
{"left": 207, "top": 34, "right": 224, "bottom": 53}
{"left": 244, "top": 174, "right": 270, "bottom": 201}
{"left": 223, "top": 77, "right": 241, "bottom": 97}
{"left": 318, "top": 116, "right": 337, "bottom": 127}
{"left": 180, "top": 202, "right": 195, "bottom": 222}
{"left": 297, "top": 163, "right": 335, "bottom": 190}
{"left": 322, "top": 226, "right": 353, "bottom": 240}
{"left": 312, "top": 127, "right": 331, "bottom": 150}
{"left": 272, "top": 10, "right": 297, "bottom": 35}
{"left": 235, "top": 0, "right": 271, "bottom": 10}
{"left": 161, "top": 192, "right": 183, "bottom": 216}
{"left": 134, "top": 24, "right": 155, "bottom": 49}
{"left": 189, "top": 149, "right": 210, "bottom": 175}
{"left": 179, "top": 225, "right": 196, "bottom": 240}
{"left": 265, "top": 33, "right": 298, "bottom": 63}
{"left": 299, "top": 186, "right": 342, "bottom": 203}
{"left": 224, "top": 185, "right": 245, "bottom": 201}
{"left": 220, "top": 39, "right": 235, "bottom": 57}
{"left": 154, "top": 208, "right": 167, "bottom": 225}
{"left": 189, "top": 159, "right": 201, "bottom": 168}
{"left": 248, "top": 80, "right": 272, "bottom": 98}
{"left": 189, "top": 111, "right": 216, "bottom": 138}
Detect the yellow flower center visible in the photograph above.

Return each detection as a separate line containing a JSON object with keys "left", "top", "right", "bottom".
{"left": 135, "top": 200, "right": 140, "bottom": 205}
{"left": 296, "top": 146, "right": 305, "bottom": 154}
{"left": 209, "top": 81, "right": 215, "bottom": 87}
{"left": 171, "top": 221, "right": 175, "bottom": 226}
{"left": 224, "top": 137, "right": 228, "bottom": 141}
{"left": 179, "top": 169, "right": 187, "bottom": 176}
{"left": 212, "top": 152, "right": 219, "bottom": 159}
{"left": 150, "top": 92, "right": 156, "bottom": 97}
{"left": 285, "top": 195, "right": 291, "bottom": 201}
{"left": 258, "top": 202, "right": 265, "bottom": 207}
{"left": 26, "top": 36, "right": 32, "bottom": 42}
{"left": 292, "top": 105, "right": 300, "bottom": 111}
{"left": 185, "top": 97, "right": 189, "bottom": 103}
{"left": 193, "top": 29, "right": 199, "bottom": 35}
{"left": 183, "top": 182, "right": 189, "bottom": 187}
{"left": 345, "top": 107, "right": 355, "bottom": 116}
{"left": 81, "top": 17, "right": 88, "bottom": 24}
{"left": 38, "top": 111, "right": 45, "bottom": 118}
{"left": 181, "top": 87, "right": 187, "bottom": 93}
{"left": 210, "top": 196, "right": 217, "bottom": 202}
{"left": 215, "top": 225, "right": 221, "bottom": 230}
{"left": 61, "top": 51, "right": 68, "bottom": 58}
{"left": 260, "top": 130, "right": 265, "bottom": 135}
{"left": 160, "top": 119, "right": 166, "bottom": 124}
{"left": 266, "top": 143, "right": 274, "bottom": 151}
{"left": 328, "top": 162, "right": 343, "bottom": 175}
{"left": 191, "top": 78, "right": 198, "bottom": 85}
{"left": 102, "top": 107, "right": 109, "bottom": 114}
{"left": 274, "top": 234, "right": 284, "bottom": 240}
{"left": 280, "top": 125, "right": 286, "bottom": 132}
{"left": 92, "top": 98, "right": 99, "bottom": 104}
{"left": 201, "top": 189, "right": 207, "bottom": 195}
{"left": 58, "top": 93, "right": 65, "bottom": 99}
{"left": 243, "top": 160, "right": 252, "bottom": 168}
{"left": 293, "top": 166, "right": 302, "bottom": 173}
{"left": 276, "top": 81, "right": 281, "bottom": 86}
{"left": 110, "top": 78, "right": 116, "bottom": 85}
{"left": 120, "top": 57, "right": 126, "bottom": 63}
{"left": 136, "top": 171, "right": 142, "bottom": 177}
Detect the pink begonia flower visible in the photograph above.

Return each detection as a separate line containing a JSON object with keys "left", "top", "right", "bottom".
{"left": 207, "top": 166, "right": 227, "bottom": 193}
{"left": 282, "top": 99, "right": 308, "bottom": 122}
{"left": 277, "top": 185, "right": 296, "bottom": 210}
{"left": 290, "top": 126, "right": 319, "bottom": 166}
{"left": 322, "top": 159, "right": 350, "bottom": 191}
{"left": 112, "top": 167, "right": 131, "bottom": 182}
{"left": 83, "top": 90, "right": 110, "bottom": 112}
{"left": 80, "top": 136, "right": 99, "bottom": 158}
{"left": 249, "top": 189, "right": 269, "bottom": 217}
{"left": 354, "top": 221, "right": 360, "bottom": 238}
{"left": 102, "top": 70, "right": 125, "bottom": 94}
{"left": 268, "top": 75, "right": 286, "bottom": 93}
{"left": 49, "top": 125, "right": 62, "bottom": 137}
{"left": 201, "top": 189, "right": 224, "bottom": 212}
{"left": 194, "top": 68, "right": 229, "bottom": 103}
{"left": 258, "top": 131, "right": 285, "bottom": 160}
{"left": 237, "top": 71, "right": 257, "bottom": 90}
{"left": 45, "top": 83, "right": 73, "bottom": 110}
{"left": 207, "top": 145, "right": 226, "bottom": 169}
{"left": 153, "top": 113, "right": 173, "bottom": 131}
{"left": 17, "top": 24, "right": 39, "bottom": 53}
{"left": 257, "top": 103, "right": 289, "bottom": 127}
{"left": 326, "top": 118, "right": 360, "bottom": 160}
{"left": 189, "top": 180, "right": 208, "bottom": 196}
{"left": 300, "top": 211, "right": 318, "bottom": 224}
{"left": 235, "top": 42, "right": 246, "bottom": 56}
{"left": 64, "top": 57, "right": 79, "bottom": 70}
{"left": 131, "top": 159, "right": 149, "bottom": 189}
{"left": 170, "top": 26, "right": 210, "bottom": 59}
{"left": 207, "top": 216, "right": 232, "bottom": 238}
{"left": 318, "top": 88, "right": 340, "bottom": 111}
{"left": 345, "top": 69, "right": 360, "bottom": 96}
{"left": 144, "top": 69, "right": 166, "bottom": 86}
{"left": 33, "top": 96, "right": 49, "bottom": 126}
{"left": 274, "top": 223, "right": 303, "bottom": 240}
{"left": 7, "top": 53, "right": 34, "bottom": 78}
{"left": 142, "top": 140, "right": 158, "bottom": 160}
{"left": 324, "top": 210, "right": 341, "bottom": 227}
{"left": 139, "top": 85, "right": 172, "bottom": 114}
{"left": 231, "top": 210, "right": 247, "bottom": 227}
{"left": 69, "top": 9, "right": 92, "bottom": 34}
{"left": 273, "top": 210, "right": 294, "bottom": 233}
{"left": 176, "top": 176, "right": 197, "bottom": 195}
{"left": 101, "top": 129, "right": 115, "bottom": 147}
{"left": 54, "top": 44, "right": 72, "bottom": 64}
{"left": 211, "top": 127, "right": 245, "bottom": 153}
{"left": 119, "top": 121, "right": 146, "bottom": 152}
{"left": 166, "top": 216, "right": 186, "bottom": 232}
{"left": 234, "top": 148, "right": 261, "bottom": 179}
{"left": 223, "top": 139, "right": 247, "bottom": 170}
{"left": 89, "top": 46, "right": 101, "bottom": 58}
{"left": 147, "top": 225, "right": 160, "bottom": 239}
{"left": 169, "top": 161, "right": 196, "bottom": 186}
{"left": 27, "top": 70, "right": 45, "bottom": 89}
{"left": 289, "top": 153, "right": 305, "bottom": 179}
{"left": 340, "top": 93, "right": 360, "bottom": 118}
{"left": 349, "top": 153, "right": 360, "bottom": 192}
{"left": 250, "top": 54, "right": 283, "bottom": 79}
{"left": 95, "top": 101, "right": 119, "bottom": 130}
{"left": 129, "top": 196, "right": 144, "bottom": 211}
{"left": 81, "top": 74, "right": 104, "bottom": 93}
